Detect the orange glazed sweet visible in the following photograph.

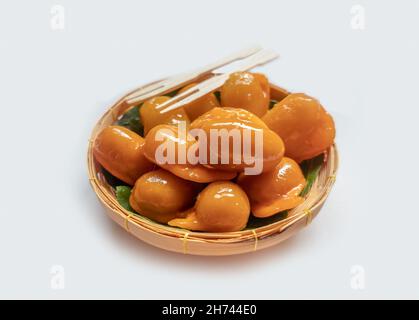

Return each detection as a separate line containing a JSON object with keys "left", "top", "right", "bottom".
{"left": 178, "top": 83, "right": 220, "bottom": 121}
{"left": 220, "top": 72, "right": 270, "bottom": 117}
{"left": 93, "top": 126, "right": 154, "bottom": 185}
{"left": 237, "top": 157, "right": 306, "bottom": 218}
{"left": 140, "top": 96, "right": 190, "bottom": 136}
{"left": 129, "top": 169, "right": 201, "bottom": 223}
{"left": 143, "top": 124, "right": 237, "bottom": 183}
{"left": 190, "top": 107, "right": 284, "bottom": 174}
{"left": 168, "top": 181, "right": 250, "bottom": 232}
{"left": 262, "top": 93, "right": 335, "bottom": 163}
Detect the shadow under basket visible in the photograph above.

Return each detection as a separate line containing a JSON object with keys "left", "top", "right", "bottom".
{"left": 87, "top": 82, "right": 339, "bottom": 256}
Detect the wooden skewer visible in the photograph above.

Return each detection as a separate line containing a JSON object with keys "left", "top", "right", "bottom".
{"left": 125, "top": 45, "right": 263, "bottom": 105}
{"left": 159, "top": 49, "right": 279, "bottom": 114}
{"left": 156, "top": 49, "right": 277, "bottom": 111}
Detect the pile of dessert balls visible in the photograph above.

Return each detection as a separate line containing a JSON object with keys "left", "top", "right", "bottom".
{"left": 94, "top": 72, "right": 335, "bottom": 232}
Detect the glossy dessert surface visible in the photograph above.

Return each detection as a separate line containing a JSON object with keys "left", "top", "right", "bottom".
{"left": 140, "top": 96, "right": 190, "bottom": 136}
{"left": 190, "top": 107, "right": 285, "bottom": 173}
{"left": 262, "top": 93, "right": 335, "bottom": 162}
{"left": 238, "top": 157, "right": 306, "bottom": 217}
{"left": 129, "top": 169, "right": 201, "bottom": 223}
{"left": 93, "top": 125, "right": 154, "bottom": 185}
{"left": 143, "top": 124, "right": 237, "bottom": 183}
{"left": 221, "top": 72, "right": 270, "bottom": 117}
{"left": 178, "top": 83, "right": 220, "bottom": 121}
{"left": 169, "top": 181, "right": 250, "bottom": 232}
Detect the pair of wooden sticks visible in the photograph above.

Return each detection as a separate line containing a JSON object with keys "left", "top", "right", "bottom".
{"left": 125, "top": 46, "right": 279, "bottom": 114}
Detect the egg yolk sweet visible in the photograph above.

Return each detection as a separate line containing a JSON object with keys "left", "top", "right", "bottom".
{"left": 190, "top": 107, "right": 284, "bottom": 174}
{"left": 220, "top": 72, "right": 270, "bottom": 117}
{"left": 143, "top": 124, "right": 237, "bottom": 183}
{"left": 140, "top": 96, "right": 190, "bottom": 136}
{"left": 262, "top": 93, "right": 335, "bottom": 163}
{"left": 178, "top": 83, "right": 220, "bottom": 121}
{"left": 168, "top": 181, "right": 250, "bottom": 232}
{"left": 93, "top": 126, "right": 154, "bottom": 185}
{"left": 238, "top": 157, "right": 307, "bottom": 218}
{"left": 129, "top": 169, "right": 201, "bottom": 223}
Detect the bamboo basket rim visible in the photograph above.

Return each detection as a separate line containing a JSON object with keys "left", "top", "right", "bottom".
{"left": 87, "top": 81, "right": 339, "bottom": 246}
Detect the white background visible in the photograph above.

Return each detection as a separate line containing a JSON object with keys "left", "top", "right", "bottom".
{"left": 1, "top": 0, "right": 418, "bottom": 299}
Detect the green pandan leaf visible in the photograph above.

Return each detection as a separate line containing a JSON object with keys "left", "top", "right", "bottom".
{"left": 214, "top": 91, "right": 221, "bottom": 103}
{"left": 115, "top": 186, "right": 134, "bottom": 212}
{"left": 269, "top": 99, "right": 278, "bottom": 109}
{"left": 117, "top": 105, "right": 143, "bottom": 136}
{"left": 166, "top": 88, "right": 180, "bottom": 97}
{"left": 102, "top": 169, "right": 126, "bottom": 188}
{"left": 300, "top": 154, "right": 324, "bottom": 197}
{"left": 116, "top": 88, "right": 180, "bottom": 137}
{"left": 246, "top": 211, "right": 288, "bottom": 229}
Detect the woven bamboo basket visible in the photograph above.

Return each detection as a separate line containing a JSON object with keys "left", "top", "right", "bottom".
{"left": 87, "top": 80, "right": 339, "bottom": 256}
